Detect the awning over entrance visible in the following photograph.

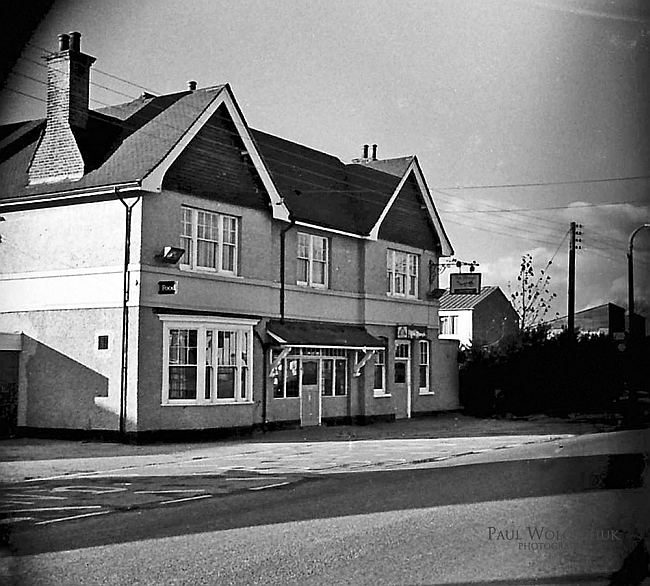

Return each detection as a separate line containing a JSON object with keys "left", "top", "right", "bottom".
{"left": 266, "top": 320, "right": 384, "bottom": 349}
{"left": 266, "top": 320, "right": 384, "bottom": 378}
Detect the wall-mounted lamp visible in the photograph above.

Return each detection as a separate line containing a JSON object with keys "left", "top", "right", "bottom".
{"left": 427, "top": 288, "right": 446, "bottom": 300}
{"left": 155, "top": 246, "right": 185, "bottom": 264}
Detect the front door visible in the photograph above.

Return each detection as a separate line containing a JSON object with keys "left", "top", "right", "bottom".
{"left": 394, "top": 341, "right": 411, "bottom": 419}
{"left": 300, "top": 359, "right": 321, "bottom": 426}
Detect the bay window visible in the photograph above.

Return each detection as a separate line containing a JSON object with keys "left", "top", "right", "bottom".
{"left": 162, "top": 317, "right": 254, "bottom": 405}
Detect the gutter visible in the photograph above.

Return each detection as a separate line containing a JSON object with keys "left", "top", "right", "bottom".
{"left": 0, "top": 182, "right": 142, "bottom": 212}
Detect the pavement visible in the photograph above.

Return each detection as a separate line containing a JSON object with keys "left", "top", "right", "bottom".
{"left": 0, "top": 412, "right": 632, "bottom": 484}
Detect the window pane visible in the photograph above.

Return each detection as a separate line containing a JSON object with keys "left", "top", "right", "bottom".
{"left": 222, "top": 244, "right": 235, "bottom": 272}
{"left": 312, "top": 237, "right": 326, "bottom": 261}
{"left": 272, "top": 357, "right": 284, "bottom": 399}
{"left": 419, "top": 341, "right": 429, "bottom": 364}
{"left": 395, "top": 343, "right": 410, "bottom": 359}
{"left": 334, "top": 360, "right": 346, "bottom": 395}
{"left": 394, "top": 362, "right": 406, "bottom": 384}
{"left": 302, "top": 360, "right": 318, "bottom": 386}
{"left": 297, "top": 233, "right": 309, "bottom": 259}
{"left": 298, "top": 258, "right": 309, "bottom": 283}
{"left": 322, "top": 359, "right": 333, "bottom": 396}
{"left": 374, "top": 364, "right": 384, "bottom": 390}
{"left": 205, "top": 330, "right": 214, "bottom": 400}
{"left": 169, "top": 367, "right": 197, "bottom": 399}
{"left": 217, "top": 368, "right": 235, "bottom": 398}
{"left": 286, "top": 360, "right": 299, "bottom": 397}
{"left": 419, "top": 365, "right": 428, "bottom": 389}
{"left": 312, "top": 260, "right": 326, "bottom": 285}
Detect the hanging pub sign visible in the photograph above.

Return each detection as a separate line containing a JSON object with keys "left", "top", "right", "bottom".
{"left": 450, "top": 273, "right": 482, "bottom": 295}
{"left": 158, "top": 280, "right": 178, "bottom": 295}
{"left": 396, "top": 325, "right": 428, "bottom": 339}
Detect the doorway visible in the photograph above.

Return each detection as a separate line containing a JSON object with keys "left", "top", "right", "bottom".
{"left": 394, "top": 341, "right": 411, "bottom": 419}
{"left": 300, "top": 359, "right": 321, "bottom": 426}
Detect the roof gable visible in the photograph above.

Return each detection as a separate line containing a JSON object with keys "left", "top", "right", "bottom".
{"left": 377, "top": 172, "right": 441, "bottom": 250}
{"left": 364, "top": 157, "right": 453, "bottom": 255}
{"left": 162, "top": 103, "right": 269, "bottom": 210}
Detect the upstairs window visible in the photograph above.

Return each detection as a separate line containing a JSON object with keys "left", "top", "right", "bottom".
{"left": 180, "top": 207, "right": 239, "bottom": 274}
{"left": 440, "top": 315, "right": 457, "bottom": 335}
{"left": 387, "top": 249, "right": 419, "bottom": 298}
{"left": 297, "top": 232, "right": 329, "bottom": 288}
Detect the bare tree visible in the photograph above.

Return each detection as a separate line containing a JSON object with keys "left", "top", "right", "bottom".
{"left": 509, "top": 254, "right": 558, "bottom": 331}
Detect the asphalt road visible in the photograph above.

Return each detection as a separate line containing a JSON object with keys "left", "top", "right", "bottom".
{"left": 3, "top": 452, "right": 649, "bottom": 586}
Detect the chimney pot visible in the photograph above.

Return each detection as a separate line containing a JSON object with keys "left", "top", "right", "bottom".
{"left": 58, "top": 34, "right": 70, "bottom": 51}
{"left": 363, "top": 144, "right": 369, "bottom": 159}
{"left": 372, "top": 144, "right": 377, "bottom": 160}
{"left": 69, "top": 31, "right": 81, "bottom": 52}
{"left": 187, "top": 80, "right": 197, "bottom": 91}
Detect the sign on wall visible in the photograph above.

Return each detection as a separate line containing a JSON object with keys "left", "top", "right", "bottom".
{"left": 158, "top": 280, "right": 178, "bottom": 295}
{"left": 450, "top": 273, "right": 482, "bottom": 295}
{"left": 396, "top": 325, "right": 428, "bottom": 339}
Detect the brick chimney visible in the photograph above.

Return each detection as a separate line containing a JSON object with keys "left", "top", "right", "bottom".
{"left": 28, "top": 32, "right": 96, "bottom": 184}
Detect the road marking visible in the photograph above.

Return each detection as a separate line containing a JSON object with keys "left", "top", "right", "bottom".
{"left": 5, "top": 506, "right": 103, "bottom": 513}
{"left": 1, "top": 517, "right": 35, "bottom": 524}
{"left": 248, "top": 481, "right": 291, "bottom": 491}
{"left": 159, "top": 494, "right": 212, "bottom": 505}
{"left": 3, "top": 493, "right": 68, "bottom": 501}
{"left": 133, "top": 490, "right": 206, "bottom": 494}
{"left": 225, "top": 476, "right": 287, "bottom": 481}
{"left": 35, "top": 510, "right": 112, "bottom": 525}
{"left": 51, "top": 486, "right": 128, "bottom": 495}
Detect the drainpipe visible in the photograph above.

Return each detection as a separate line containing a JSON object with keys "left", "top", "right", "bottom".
{"left": 118, "top": 192, "right": 141, "bottom": 440}
{"left": 254, "top": 329, "right": 270, "bottom": 427}
{"left": 279, "top": 215, "right": 295, "bottom": 323}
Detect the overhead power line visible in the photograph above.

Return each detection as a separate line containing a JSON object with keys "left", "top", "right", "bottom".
{"left": 437, "top": 175, "right": 650, "bottom": 190}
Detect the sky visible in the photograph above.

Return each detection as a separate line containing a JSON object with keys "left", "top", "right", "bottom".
{"left": 1, "top": 0, "right": 649, "bottom": 328}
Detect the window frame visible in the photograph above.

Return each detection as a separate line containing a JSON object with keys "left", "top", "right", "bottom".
{"left": 440, "top": 315, "right": 458, "bottom": 335}
{"left": 387, "top": 249, "right": 419, "bottom": 299}
{"left": 180, "top": 206, "right": 239, "bottom": 275}
{"left": 161, "top": 316, "right": 254, "bottom": 406}
{"left": 418, "top": 340, "right": 432, "bottom": 394}
{"left": 373, "top": 349, "right": 390, "bottom": 397}
{"left": 297, "top": 232, "right": 329, "bottom": 289}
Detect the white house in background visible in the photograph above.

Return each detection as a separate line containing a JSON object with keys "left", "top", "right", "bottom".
{"left": 438, "top": 286, "right": 519, "bottom": 348}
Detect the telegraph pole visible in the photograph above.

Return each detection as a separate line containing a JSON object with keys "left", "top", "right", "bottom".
{"left": 567, "top": 222, "right": 582, "bottom": 340}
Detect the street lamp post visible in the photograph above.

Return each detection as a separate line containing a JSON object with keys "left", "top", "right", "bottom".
{"left": 627, "top": 223, "right": 650, "bottom": 413}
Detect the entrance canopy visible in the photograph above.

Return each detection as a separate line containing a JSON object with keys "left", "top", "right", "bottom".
{"left": 266, "top": 320, "right": 384, "bottom": 349}
{"left": 266, "top": 320, "right": 384, "bottom": 378}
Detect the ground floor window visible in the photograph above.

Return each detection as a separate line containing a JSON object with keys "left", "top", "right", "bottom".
{"left": 373, "top": 350, "right": 388, "bottom": 396}
{"left": 418, "top": 340, "right": 431, "bottom": 394}
{"left": 271, "top": 348, "right": 348, "bottom": 398}
{"left": 161, "top": 316, "right": 254, "bottom": 405}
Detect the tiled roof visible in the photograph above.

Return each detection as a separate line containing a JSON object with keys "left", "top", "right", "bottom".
{"left": 0, "top": 86, "right": 226, "bottom": 202}
{"left": 251, "top": 129, "right": 401, "bottom": 235}
{"left": 439, "top": 286, "right": 500, "bottom": 310}
{"left": 0, "top": 84, "right": 451, "bottom": 249}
